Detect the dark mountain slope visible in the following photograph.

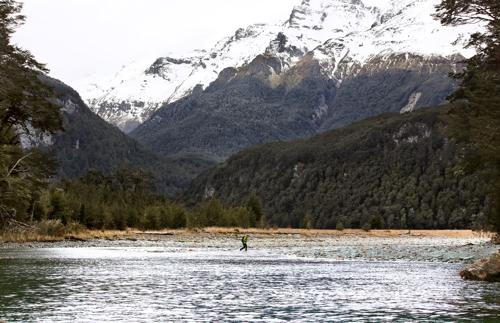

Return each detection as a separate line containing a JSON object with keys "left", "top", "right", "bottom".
{"left": 130, "top": 54, "right": 459, "bottom": 164}
{"left": 320, "top": 68, "right": 456, "bottom": 130}
{"left": 177, "top": 106, "right": 489, "bottom": 230}
{"left": 131, "top": 73, "right": 337, "bottom": 162}
{"left": 40, "top": 76, "right": 215, "bottom": 195}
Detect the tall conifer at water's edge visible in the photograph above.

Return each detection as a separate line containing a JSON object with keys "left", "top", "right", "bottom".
{"left": 434, "top": 0, "right": 500, "bottom": 232}
{"left": 0, "top": 0, "right": 64, "bottom": 227}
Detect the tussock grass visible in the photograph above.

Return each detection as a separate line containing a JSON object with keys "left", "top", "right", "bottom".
{"left": 0, "top": 222, "right": 135, "bottom": 243}
{"left": 0, "top": 231, "right": 66, "bottom": 243}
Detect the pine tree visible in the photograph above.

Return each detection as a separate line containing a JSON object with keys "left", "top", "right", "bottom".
{"left": 434, "top": 0, "right": 500, "bottom": 232}
{"left": 300, "top": 213, "right": 315, "bottom": 230}
{"left": 111, "top": 162, "right": 156, "bottom": 193}
{"left": 0, "top": 1, "right": 63, "bottom": 140}
{"left": 245, "top": 192, "right": 264, "bottom": 227}
{"left": 0, "top": 1, "right": 63, "bottom": 227}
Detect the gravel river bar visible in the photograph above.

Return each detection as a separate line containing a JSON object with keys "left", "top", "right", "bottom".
{"left": 1, "top": 229, "right": 497, "bottom": 264}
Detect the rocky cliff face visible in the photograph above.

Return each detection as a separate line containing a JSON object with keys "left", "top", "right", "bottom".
{"left": 72, "top": 0, "right": 481, "bottom": 133}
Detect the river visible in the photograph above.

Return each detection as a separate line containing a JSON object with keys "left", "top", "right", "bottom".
{"left": 1, "top": 247, "right": 499, "bottom": 322}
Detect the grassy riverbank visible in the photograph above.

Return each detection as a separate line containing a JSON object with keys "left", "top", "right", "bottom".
{"left": 0, "top": 228, "right": 134, "bottom": 243}
{"left": 0, "top": 225, "right": 493, "bottom": 244}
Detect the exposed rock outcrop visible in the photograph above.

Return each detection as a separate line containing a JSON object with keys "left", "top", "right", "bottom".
{"left": 460, "top": 252, "right": 500, "bottom": 282}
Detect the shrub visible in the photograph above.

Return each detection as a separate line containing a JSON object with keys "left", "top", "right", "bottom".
{"left": 300, "top": 213, "right": 315, "bottom": 230}
{"left": 336, "top": 222, "right": 345, "bottom": 231}
{"left": 369, "top": 215, "right": 385, "bottom": 230}
{"left": 143, "top": 206, "right": 161, "bottom": 230}
{"left": 169, "top": 204, "right": 187, "bottom": 229}
{"left": 361, "top": 222, "right": 371, "bottom": 232}
{"left": 65, "top": 221, "right": 87, "bottom": 234}
{"left": 257, "top": 216, "right": 269, "bottom": 229}
{"left": 245, "top": 192, "right": 264, "bottom": 227}
{"left": 36, "top": 219, "right": 65, "bottom": 237}
{"left": 232, "top": 207, "right": 254, "bottom": 229}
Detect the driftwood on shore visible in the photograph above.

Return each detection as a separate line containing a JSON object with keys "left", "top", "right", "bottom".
{"left": 132, "top": 231, "right": 174, "bottom": 236}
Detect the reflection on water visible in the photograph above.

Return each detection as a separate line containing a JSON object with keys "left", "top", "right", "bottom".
{"left": 0, "top": 248, "right": 499, "bottom": 322}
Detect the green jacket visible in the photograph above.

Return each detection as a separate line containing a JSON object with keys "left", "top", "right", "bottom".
{"left": 242, "top": 236, "right": 248, "bottom": 244}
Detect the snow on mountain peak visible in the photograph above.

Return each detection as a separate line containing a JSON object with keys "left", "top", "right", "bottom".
{"left": 72, "top": 0, "right": 482, "bottom": 133}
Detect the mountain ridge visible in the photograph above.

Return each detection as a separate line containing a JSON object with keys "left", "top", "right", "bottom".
{"left": 71, "top": 0, "right": 481, "bottom": 133}
{"left": 129, "top": 49, "right": 461, "bottom": 162}
{"left": 27, "top": 76, "right": 216, "bottom": 195}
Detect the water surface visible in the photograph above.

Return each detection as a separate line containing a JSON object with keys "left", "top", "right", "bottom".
{"left": 0, "top": 248, "right": 499, "bottom": 322}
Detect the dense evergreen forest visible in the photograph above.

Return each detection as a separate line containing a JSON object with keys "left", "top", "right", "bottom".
{"left": 42, "top": 76, "right": 216, "bottom": 195}
{"left": 179, "top": 106, "right": 491, "bottom": 230}
{"left": 31, "top": 166, "right": 266, "bottom": 231}
{"left": 2, "top": 0, "right": 500, "bottom": 235}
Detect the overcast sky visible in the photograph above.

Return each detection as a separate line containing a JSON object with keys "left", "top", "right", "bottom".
{"left": 12, "top": 0, "right": 390, "bottom": 84}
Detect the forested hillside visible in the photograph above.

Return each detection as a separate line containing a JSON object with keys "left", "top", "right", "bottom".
{"left": 130, "top": 53, "right": 458, "bottom": 164}
{"left": 179, "top": 106, "right": 490, "bottom": 230}
{"left": 42, "top": 76, "right": 215, "bottom": 195}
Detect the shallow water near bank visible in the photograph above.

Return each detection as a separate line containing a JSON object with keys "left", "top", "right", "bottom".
{"left": 1, "top": 247, "right": 499, "bottom": 322}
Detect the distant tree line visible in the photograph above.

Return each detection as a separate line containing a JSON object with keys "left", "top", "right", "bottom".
{"left": 28, "top": 164, "right": 266, "bottom": 231}
{"left": 33, "top": 164, "right": 186, "bottom": 231}
{"left": 188, "top": 192, "right": 267, "bottom": 229}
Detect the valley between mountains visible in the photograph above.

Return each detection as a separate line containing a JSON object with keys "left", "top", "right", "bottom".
{"left": 27, "top": 0, "right": 493, "bottom": 231}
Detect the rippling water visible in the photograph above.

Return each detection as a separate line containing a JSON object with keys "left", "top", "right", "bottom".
{"left": 0, "top": 248, "right": 499, "bottom": 322}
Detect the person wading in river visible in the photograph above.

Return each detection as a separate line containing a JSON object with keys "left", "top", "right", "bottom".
{"left": 240, "top": 235, "right": 249, "bottom": 251}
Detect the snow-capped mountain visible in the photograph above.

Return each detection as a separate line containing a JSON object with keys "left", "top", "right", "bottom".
{"left": 72, "top": 0, "right": 481, "bottom": 133}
